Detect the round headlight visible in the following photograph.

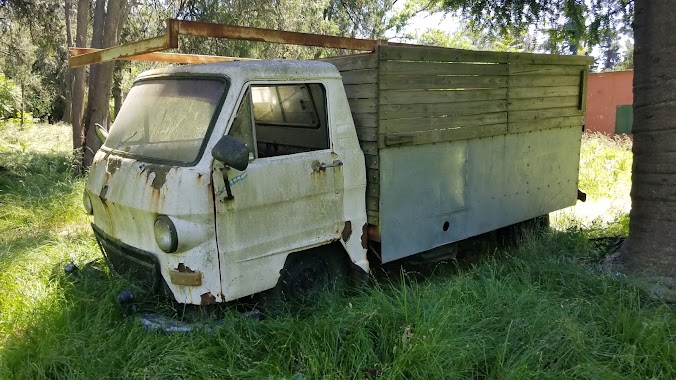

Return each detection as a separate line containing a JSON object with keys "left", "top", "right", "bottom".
{"left": 154, "top": 215, "right": 178, "bottom": 253}
{"left": 83, "top": 191, "right": 93, "bottom": 215}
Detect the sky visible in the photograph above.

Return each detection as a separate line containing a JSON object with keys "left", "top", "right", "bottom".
{"left": 385, "top": 10, "right": 460, "bottom": 42}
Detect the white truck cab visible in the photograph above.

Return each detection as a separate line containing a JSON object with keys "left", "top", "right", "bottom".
{"left": 85, "top": 61, "right": 369, "bottom": 305}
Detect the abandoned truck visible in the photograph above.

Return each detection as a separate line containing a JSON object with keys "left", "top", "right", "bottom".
{"left": 71, "top": 19, "right": 592, "bottom": 306}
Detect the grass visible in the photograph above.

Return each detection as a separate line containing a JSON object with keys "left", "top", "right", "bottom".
{"left": 551, "top": 133, "right": 633, "bottom": 238}
{"left": 0, "top": 124, "right": 673, "bottom": 379}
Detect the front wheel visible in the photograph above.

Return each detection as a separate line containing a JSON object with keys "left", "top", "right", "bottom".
{"left": 278, "top": 247, "right": 348, "bottom": 304}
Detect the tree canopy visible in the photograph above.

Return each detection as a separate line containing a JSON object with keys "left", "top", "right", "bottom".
{"left": 396, "top": 0, "right": 633, "bottom": 69}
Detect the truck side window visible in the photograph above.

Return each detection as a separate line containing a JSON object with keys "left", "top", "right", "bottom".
{"left": 251, "top": 83, "right": 328, "bottom": 158}
{"left": 228, "top": 90, "right": 256, "bottom": 159}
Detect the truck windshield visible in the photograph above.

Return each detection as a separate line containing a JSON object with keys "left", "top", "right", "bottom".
{"left": 104, "top": 78, "right": 226, "bottom": 164}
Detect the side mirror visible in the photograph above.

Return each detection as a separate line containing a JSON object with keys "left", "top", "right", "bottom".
{"left": 95, "top": 123, "right": 108, "bottom": 144}
{"left": 211, "top": 135, "right": 249, "bottom": 171}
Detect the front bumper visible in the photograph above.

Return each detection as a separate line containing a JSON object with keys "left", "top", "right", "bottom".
{"left": 92, "top": 224, "right": 161, "bottom": 291}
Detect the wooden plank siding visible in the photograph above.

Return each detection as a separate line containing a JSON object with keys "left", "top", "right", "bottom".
{"left": 376, "top": 45, "right": 591, "bottom": 148}
{"left": 506, "top": 61, "right": 586, "bottom": 134}
{"left": 323, "top": 46, "right": 592, "bottom": 226}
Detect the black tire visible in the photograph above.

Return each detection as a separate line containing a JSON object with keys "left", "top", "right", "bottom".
{"left": 278, "top": 248, "right": 348, "bottom": 304}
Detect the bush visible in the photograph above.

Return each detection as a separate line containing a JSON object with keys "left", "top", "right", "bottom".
{"left": 8, "top": 111, "right": 37, "bottom": 126}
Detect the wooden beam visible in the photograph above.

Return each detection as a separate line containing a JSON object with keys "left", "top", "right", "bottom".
{"left": 69, "top": 34, "right": 173, "bottom": 67}
{"left": 69, "top": 48, "right": 254, "bottom": 64}
{"left": 381, "top": 44, "right": 593, "bottom": 66}
{"left": 69, "top": 18, "right": 384, "bottom": 67}
{"left": 174, "top": 19, "right": 383, "bottom": 51}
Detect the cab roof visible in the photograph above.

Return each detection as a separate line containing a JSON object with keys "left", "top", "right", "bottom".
{"left": 137, "top": 60, "right": 342, "bottom": 81}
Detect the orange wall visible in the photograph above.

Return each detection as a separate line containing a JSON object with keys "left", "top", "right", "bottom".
{"left": 585, "top": 70, "right": 634, "bottom": 135}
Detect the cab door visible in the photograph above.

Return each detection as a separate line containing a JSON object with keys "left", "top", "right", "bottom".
{"left": 212, "top": 82, "right": 345, "bottom": 301}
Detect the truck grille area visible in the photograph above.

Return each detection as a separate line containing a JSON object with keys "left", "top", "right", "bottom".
{"left": 92, "top": 224, "right": 160, "bottom": 291}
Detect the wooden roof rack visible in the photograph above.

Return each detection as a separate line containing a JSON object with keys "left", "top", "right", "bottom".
{"left": 68, "top": 19, "right": 387, "bottom": 67}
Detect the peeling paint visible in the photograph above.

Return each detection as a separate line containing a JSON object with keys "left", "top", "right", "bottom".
{"left": 200, "top": 292, "right": 217, "bottom": 305}
{"left": 149, "top": 166, "right": 170, "bottom": 189}
{"left": 342, "top": 220, "right": 352, "bottom": 242}
{"left": 107, "top": 158, "right": 122, "bottom": 175}
{"left": 177, "top": 263, "right": 194, "bottom": 273}
{"left": 99, "top": 185, "right": 109, "bottom": 200}
{"left": 361, "top": 223, "right": 368, "bottom": 249}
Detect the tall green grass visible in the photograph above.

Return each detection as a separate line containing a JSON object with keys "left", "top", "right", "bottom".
{"left": 0, "top": 125, "right": 673, "bottom": 379}
{"left": 552, "top": 133, "right": 633, "bottom": 238}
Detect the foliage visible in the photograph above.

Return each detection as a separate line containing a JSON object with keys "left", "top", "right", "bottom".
{"left": 417, "top": 26, "right": 535, "bottom": 52}
{"left": 124, "top": 0, "right": 397, "bottom": 59}
{"left": 0, "top": 72, "right": 19, "bottom": 119}
{"left": 578, "top": 133, "right": 633, "bottom": 202}
{"left": 402, "top": 0, "right": 633, "bottom": 69}
{"left": 0, "top": 0, "right": 69, "bottom": 120}
{"left": 614, "top": 40, "right": 634, "bottom": 70}
{"left": 0, "top": 123, "right": 673, "bottom": 379}
{"left": 552, "top": 133, "right": 633, "bottom": 239}
{"left": 7, "top": 111, "right": 36, "bottom": 125}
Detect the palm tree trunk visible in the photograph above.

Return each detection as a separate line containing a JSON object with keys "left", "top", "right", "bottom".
{"left": 618, "top": 0, "right": 676, "bottom": 279}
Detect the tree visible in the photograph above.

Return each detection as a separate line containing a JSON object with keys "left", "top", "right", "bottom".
{"left": 81, "top": 0, "right": 129, "bottom": 167}
{"left": 615, "top": 40, "right": 634, "bottom": 70}
{"left": 70, "top": 0, "right": 87, "bottom": 161}
{"left": 409, "top": 0, "right": 633, "bottom": 66}
{"left": 417, "top": 26, "right": 534, "bottom": 52}
{"left": 0, "top": 0, "right": 68, "bottom": 123}
{"left": 3, "top": 23, "right": 36, "bottom": 128}
{"left": 618, "top": 0, "right": 675, "bottom": 282}
{"left": 424, "top": 0, "right": 675, "bottom": 289}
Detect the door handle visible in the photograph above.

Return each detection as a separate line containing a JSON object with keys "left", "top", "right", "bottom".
{"left": 312, "top": 159, "right": 343, "bottom": 172}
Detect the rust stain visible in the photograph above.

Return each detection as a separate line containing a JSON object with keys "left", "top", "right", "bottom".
{"left": 200, "top": 292, "right": 217, "bottom": 305}
{"left": 177, "top": 263, "right": 194, "bottom": 273}
{"left": 311, "top": 160, "right": 325, "bottom": 173}
{"left": 341, "top": 221, "right": 352, "bottom": 242}
{"left": 367, "top": 224, "right": 381, "bottom": 242}
{"left": 106, "top": 157, "right": 122, "bottom": 175}
{"left": 361, "top": 223, "right": 368, "bottom": 249}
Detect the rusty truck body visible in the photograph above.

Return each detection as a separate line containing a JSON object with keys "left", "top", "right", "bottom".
{"left": 72, "top": 20, "right": 592, "bottom": 306}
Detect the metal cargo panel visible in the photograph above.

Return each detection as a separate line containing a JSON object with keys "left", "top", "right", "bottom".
{"left": 379, "top": 126, "right": 582, "bottom": 262}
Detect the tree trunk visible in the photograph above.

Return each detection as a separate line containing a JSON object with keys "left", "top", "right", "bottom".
{"left": 617, "top": 0, "right": 676, "bottom": 279}
{"left": 63, "top": 0, "right": 73, "bottom": 124}
{"left": 83, "top": 0, "right": 128, "bottom": 168}
{"left": 112, "top": 61, "right": 123, "bottom": 120}
{"left": 71, "top": 0, "right": 89, "bottom": 171}
{"left": 20, "top": 81, "right": 24, "bottom": 129}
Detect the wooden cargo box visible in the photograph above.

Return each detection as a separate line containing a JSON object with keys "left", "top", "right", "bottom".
{"left": 325, "top": 46, "right": 592, "bottom": 261}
